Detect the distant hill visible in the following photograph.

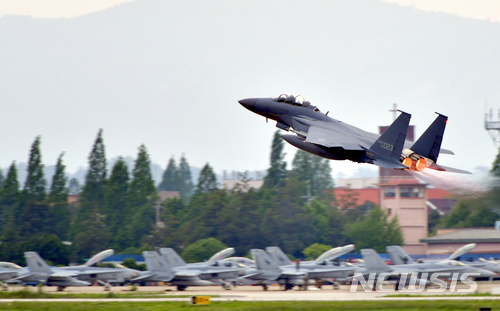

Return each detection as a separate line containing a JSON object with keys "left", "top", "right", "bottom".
{"left": 1, "top": 0, "right": 498, "bottom": 176}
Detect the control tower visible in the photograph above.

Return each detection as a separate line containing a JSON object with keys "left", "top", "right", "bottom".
{"left": 485, "top": 108, "right": 500, "bottom": 147}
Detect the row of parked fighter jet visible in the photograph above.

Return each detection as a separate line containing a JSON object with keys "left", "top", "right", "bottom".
{"left": 0, "top": 243, "right": 497, "bottom": 291}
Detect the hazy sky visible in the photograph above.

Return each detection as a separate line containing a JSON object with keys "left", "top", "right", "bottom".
{"left": 1, "top": 0, "right": 499, "bottom": 21}
{"left": 1, "top": 0, "right": 499, "bottom": 184}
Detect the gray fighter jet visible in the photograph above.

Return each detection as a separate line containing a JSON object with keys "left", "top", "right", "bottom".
{"left": 240, "top": 249, "right": 307, "bottom": 290}
{"left": 387, "top": 244, "right": 477, "bottom": 265}
{"left": 7, "top": 252, "right": 90, "bottom": 291}
{"left": 265, "top": 246, "right": 355, "bottom": 281}
{"left": 133, "top": 251, "right": 213, "bottom": 291}
{"left": 359, "top": 249, "right": 495, "bottom": 290}
{"left": 0, "top": 263, "right": 24, "bottom": 291}
{"left": 239, "top": 94, "right": 470, "bottom": 174}
{"left": 54, "top": 249, "right": 140, "bottom": 289}
{"left": 387, "top": 244, "right": 500, "bottom": 276}
{"left": 159, "top": 248, "right": 244, "bottom": 289}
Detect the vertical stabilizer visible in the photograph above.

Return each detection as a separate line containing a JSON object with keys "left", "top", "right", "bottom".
{"left": 386, "top": 246, "right": 415, "bottom": 265}
{"left": 143, "top": 251, "right": 174, "bottom": 274}
{"left": 410, "top": 113, "right": 447, "bottom": 162}
{"left": 24, "top": 252, "right": 52, "bottom": 274}
{"left": 159, "top": 248, "right": 187, "bottom": 268}
{"left": 251, "top": 249, "right": 280, "bottom": 271}
{"left": 360, "top": 249, "right": 391, "bottom": 272}
{"left": 370, "top": 111, "right": 410, "bottom": 161}
{"left": 265, "top": 246, "right": 293, "bottom": 266}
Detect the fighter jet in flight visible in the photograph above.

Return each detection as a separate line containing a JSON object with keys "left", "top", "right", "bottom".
{"left": 239, "top": 94, "right": 470, "bottom": 174}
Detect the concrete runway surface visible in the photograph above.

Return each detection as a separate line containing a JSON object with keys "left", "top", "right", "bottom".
{"left": 1, "top": 283, "right": 500, "bottom": 302}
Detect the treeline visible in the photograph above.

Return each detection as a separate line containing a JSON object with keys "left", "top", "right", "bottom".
{"left": 428, "top": 151, "right": 500, "bottom": 235}
{"left": 0, "top": 130, "right": 402, "bottom": 265}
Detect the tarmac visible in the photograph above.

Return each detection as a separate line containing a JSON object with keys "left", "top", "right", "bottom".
{"left": 2, "top": 283, "right": 500, "bottom": 302}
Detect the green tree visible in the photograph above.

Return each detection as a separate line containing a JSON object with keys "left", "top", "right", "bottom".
{"left": 302, "top": 243, "right": 332, "bottom": 261}
{"left": 128, "top": 145, "right": 155, "bottom": 208}
{"left": 47, "top": 153, "right": 71, "bottom": 240}
{"left": 181, "top": 238, "right": 228, "bottom": 263}
{"left": 428, "top": 209, "right": 441, "bottom": 234}
{"left": 0, "top": 213, "right": 23, "bottom": 264}
{"left": 158, "top": 158, "right": 179, "bottom": 191}
{"left": 194, "top": 163, "right": 217, "bottom": 195}
{"left": 0, "top": 168, "right": 4, "bottom": 189}
{"left": 19, "top": 203, "right": 54, "bottom": 239}
{"left": 23, "top": 136, "right": 46, "bottom": 205}
{"left": 491, "top": 147, "right": 500, "bottom": 177}
{"left": 121, "top": 145, "right": 156, "bottom": 248}
{"left": 79, "top": 129, "right": 107, "bottom": 211}
{"left": 72, "top": 129, "right": 107, "bottom": 242}
{"left": 263, "top": 131, "right": 287, "bottom": 188}
{"left": 103, "top": 158, "right": 130, "bottom": 248}
{"left": 68, "top": 178, "right": 81, "bottom": 195}
{"left": 344, "top": 206, "right": 404, "bottom": 253}
{"left": 178, "top": 155, "right": 194, "bottom": 202}
{"left": 74, "top": 211, "right": 110, "bottom": 261}
{"left": 291, "top": 150, "right": 333, "bottom": 198}
{"left": 0, "top": 163, "right": 20, "bottom": 232}
{"left": 22, "top": 234, "right": 70, "bottom": 266}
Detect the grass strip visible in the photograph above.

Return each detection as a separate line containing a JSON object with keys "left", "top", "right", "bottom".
{"left": 0, "top": 300, "right": 499, "bottom": 311}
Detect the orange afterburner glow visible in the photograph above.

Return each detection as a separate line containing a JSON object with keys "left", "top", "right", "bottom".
{"left": 402, "top": 157, "right": 427, "bottom": 171}
{"left": 402, "top": 157, "right": 416, "bottom": 170}
{"left": 416, "top": 158, "right": 427, "bottom": 171}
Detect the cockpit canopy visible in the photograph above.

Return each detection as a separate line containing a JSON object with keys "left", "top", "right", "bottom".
{"left": 441, "top": 260, "right": 466, "bottom": 266}
{"left": 272, "top": 93, "right": 318, "bottom": 111}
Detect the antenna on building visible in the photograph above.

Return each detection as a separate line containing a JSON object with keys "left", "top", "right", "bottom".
{"left": 484, "top": 99, "right": 500, "bottom": 148}
{"left": 389, "top": 103, "right": 398, "bottom": 121}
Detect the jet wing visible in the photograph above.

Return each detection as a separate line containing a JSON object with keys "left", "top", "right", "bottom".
{"left": 174, "top": 270, "right": 201, "bottom": 277}
{"left": 132, "top": 273, "right": 155, "bottom": 282}
{"left": 63, "top": 268, "right": 126, "bottom": 275}
{"left": 49, "top": 271, "right": 80, "bottom": 279}
{"left": 7, "top": 273, "right": 36, "bottom": 283}
{"left": 305, "top": 125, "right": 364, "bottom": 150}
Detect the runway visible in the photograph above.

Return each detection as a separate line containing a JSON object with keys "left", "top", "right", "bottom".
{"left": 1, "top": 283, "right": 500, "bottom": 302}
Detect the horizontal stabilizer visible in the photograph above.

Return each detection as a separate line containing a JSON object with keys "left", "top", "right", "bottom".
{"left": 427, "top": 163, "right": 472, "bottom": 174}
{"left": 132, "top": 273, "right": 155, "bottom": 282}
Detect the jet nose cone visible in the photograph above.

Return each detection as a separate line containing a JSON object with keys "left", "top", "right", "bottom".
{"left": 238, "top": 98, "right": 259, "bottom": 112}
{"left": 481, "top": 269, "right": 496, "bottom": 278}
